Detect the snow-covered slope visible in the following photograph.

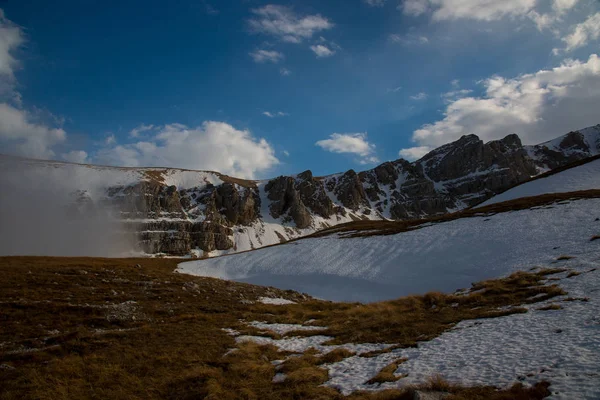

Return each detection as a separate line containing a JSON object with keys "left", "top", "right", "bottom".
{"left": 178, "top": 197, "right": 600, "bottom": 302}
{"left": 478, "top": 157, "right": 600, "bottom": 207}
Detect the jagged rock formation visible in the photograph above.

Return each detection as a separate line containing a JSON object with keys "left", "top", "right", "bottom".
{"left": 2, "top": 124, "right": 599, "bottom": 256}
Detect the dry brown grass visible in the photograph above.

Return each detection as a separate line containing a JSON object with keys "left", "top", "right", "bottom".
{"left": 556, "top": 255, "right": 576, "bottom": 261}
{"left": 591, "top": 235, "right": 600, "bottom": 242}
{"left": 242, "top": 269, "right": 566, "bottom": 346}
{"left": 365, "top": 358, "right": 408, "bottom": 385}
{"left": 0, "top": 257, "right": 558, "bottom": 400}
{"left": 537, "top": 304, "right": 563, "bottom": 311}
{"left": 566, "top": 271, "right": 581, "bottom": 278}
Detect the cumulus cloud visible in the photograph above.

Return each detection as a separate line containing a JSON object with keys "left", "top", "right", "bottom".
{"left": 441, "top": 89, "right": 473, "bottom": 102}
{"left": 401, "top": 0, "right": 538, "bottom": 21}
{"left": 561, "top": 13, "right": 600, "bottom": 52}
{"left": 129, "top": 123, "right": 154, "bottom": 138}
{"left": 248, "top": 5, "right": 333, "bottom": 43}
{"left": 398, "top": 146, "right": 431, "bottom": 161}
{"left": 0, "top": 10, "right": 73, "bottom": 160}
{"left": 406, "top": 53, "right": 600, "bottom": 149}
{"left": 0, "top": 9, "right": 24, "bottom": 81}
{"left": 310, "top": 44, "right": 335, "bottom": 58}
{"left": 0, "top": 9, "right": 25, "bottom": 103}
{"left": 0, "top": 103, "right": 67, "bottom": 159}
{"left": 95, "top": 121, "right": 279, "bottom": 179}
{"left": 401, "top": 0, "right": 430, "bottom": 16}
{"left": 552, "top": 0, "right": 580, "bottom": 14}
{"left": 315, "top": 133, "right": 379, "bottom": 164}
{"left": 249, "top": 49, "right": 284, "bottom": 63}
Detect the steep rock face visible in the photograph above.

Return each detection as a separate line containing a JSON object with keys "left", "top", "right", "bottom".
{"left": 264, "top": 170, "right": 335, "bottom": 228}
{"left": 527, "top": 129, "right": 598, "bottom": 170}
{"left": 327, "top": 170, "right": 369, "bottom": 211}
{"left": 417, "top": 134, "right": 538, "bottom": 206}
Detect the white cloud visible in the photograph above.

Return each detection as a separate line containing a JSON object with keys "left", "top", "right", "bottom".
{"left": 401, "top": 0, "right": 538, "bottom": 21}
{"left": 0, "top": 9, "right": 24, "bottom": 80}
{"left": 398, "top": 146, "right": 431, "bottom": 161}
{"left": 0, "top": 9, "right": 25, "bottom": 102}
{"left": 562, "top": 13, "right": 600, "bottom": 52}
{"left": 410, "top": 92, "right": 428, "bottom": 100}
{"left": 315, "top": 133, "right": 379, "bottom": 164}
{"left": 408, "top": 53, "right": 600, "bottom": 149}
{"left": 262, "top": 111, "right": 289, "bottom": 118}
{"left": 364, "top": 0, "right": 387, "bottom": 7}
{"left": 401, "top": 0, "right": 430, "bottom": 16}
{"left": 129, "top": 123, "right": 154, "bottom": 138}
{"left": 389, "top": 33, "right": 429, "bottom": 45}
{"left": 387, "top": 86, "right": 402, "bottom": 93}
{"left": 552, "top": 0, "right": 579, "bottom": 14}
{"left": 105, "top": 134, "right": 116, "bottom": 145}
{"left": 310, "top": 44, "right": 335, "bottom": 58}
{"left": 95, "top": 121, "right": 279, "bottom": 179}
{"left": 280, "top": 67, "right": 292, "bottom": 76}
{"left": 249, "top": 49, "right": 284, "bottom": 63}
{"left": 0, "top": 103, "right": 67, "bottom": 159}
{"left": 441, "top": 88, "right": 473, "bottom": 102}
{"left": 526, "top": 10, "right": 557, "bottom": 31}
{"left": 283, "top": 150, "right": 290, "bottom": 156}
{"left": 359, "top": 156, "right": 381, "bottom": 165}
{"left": 248, "top": 5, "right": 333, "bottom": 44}
{"left": 62, "top": 150, "right": 89, "bottom": 164}
{"left": 0, "top": 10, "right": 71, "bottom": 161}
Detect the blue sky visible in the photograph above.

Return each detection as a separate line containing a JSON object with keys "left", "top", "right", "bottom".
{"left": 1, "top": 0, "right": 599, "bottom": 178}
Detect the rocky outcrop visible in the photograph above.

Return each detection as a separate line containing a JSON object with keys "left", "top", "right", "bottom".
{"left": 417, "top": 134, "right": 538, "bottom": 206}
{"left": 526, "top": 129, "right": 598, "bottom": 170}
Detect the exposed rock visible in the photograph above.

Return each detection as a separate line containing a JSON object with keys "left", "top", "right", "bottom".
{"left": 330, "top": 170, "right": 369, "bottom": 210}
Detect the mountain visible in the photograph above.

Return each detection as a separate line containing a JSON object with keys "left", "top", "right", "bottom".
{"left": 1, "top": 124, "right": 599, "bottom": 257}
{"left": 176, "top": 140, "right": 600, "bottom": 397}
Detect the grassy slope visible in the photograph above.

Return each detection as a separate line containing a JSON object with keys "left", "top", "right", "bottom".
{"left": 0, "top": 257, "right": 569, "bottom": 399}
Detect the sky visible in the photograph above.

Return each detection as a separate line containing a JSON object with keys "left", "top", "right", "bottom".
{"left": 0, "top": 0, "right": 599, "bottom": 179}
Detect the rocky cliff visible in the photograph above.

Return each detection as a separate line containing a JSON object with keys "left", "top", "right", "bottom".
{"left": 2, "top": 124, "right": 599, "bottom": 257}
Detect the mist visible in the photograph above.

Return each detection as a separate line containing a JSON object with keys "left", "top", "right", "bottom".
{"left": 0, "top": 166, "right": 140, "bottom": 257}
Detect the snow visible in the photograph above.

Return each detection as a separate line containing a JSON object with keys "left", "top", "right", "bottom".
{"left": 257, "top": 297, "right": 297, "bottom": 305}
{"left": 323, "top": 258, "right": 600, "bottom": 399}
{"left": 478, "top": 158, "right": 600, "bottom": 207}
{"left": 248, "top": 321, "right": 325, "bottom": 335}
{"left": 227, "top": 253, "right": 600, "bottom": 399}
{"left": 235, "top": 334, "right": 392, "bottom": 356}
{"left": 534, "top": 124, "right": 600, "bottom": 157}
{"left": 178, "top": 198, "right": 600, "bottom": 302}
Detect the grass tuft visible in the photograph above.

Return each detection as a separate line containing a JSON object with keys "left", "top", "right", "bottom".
{"left": 537, "top": 304, "right": 563, "bottom": 311}
{"left": 365, "top": 358, "right": 408, "bottom": 385}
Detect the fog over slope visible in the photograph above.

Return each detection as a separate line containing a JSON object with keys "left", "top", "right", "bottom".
{"left": 0, "top": 165, "right": 138, "bottom": 257}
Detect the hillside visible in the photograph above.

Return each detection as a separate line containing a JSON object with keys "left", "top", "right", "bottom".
{"left": 478, "top": 156, "right": 600, "bottom": 207}
{"left": 1, "top": 124, "right": 599, "bottom": 258}
{"left": 175, "top": 153, "right": 600, "bottom": 398}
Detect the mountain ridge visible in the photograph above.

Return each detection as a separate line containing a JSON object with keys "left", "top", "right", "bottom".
{"left": 1, "top": 123, "right": 599, "bottom": 257}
